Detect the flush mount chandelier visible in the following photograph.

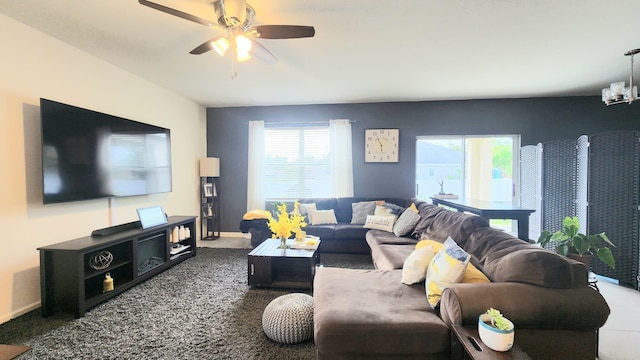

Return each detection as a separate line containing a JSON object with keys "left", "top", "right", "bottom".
{"left": 602, "top": 48, "right": 640, "bottom": 105}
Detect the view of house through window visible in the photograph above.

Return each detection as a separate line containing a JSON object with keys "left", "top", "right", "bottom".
{"left": 415, "top": 135, "right": 520, "bottom": 230}
{"left": 264, "top": 126, "right": 332, "bottom": 201}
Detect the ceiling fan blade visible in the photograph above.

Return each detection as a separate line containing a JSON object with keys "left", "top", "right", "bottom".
{"left": 139, "top": 0, "right": 216, "bottom": 28}
{"left": 250, "top": 40, "right": 278, "bottom": 65}
{"left": 190, "top": 39, "right": 216, "bottom": 55}
{"left": 249, "top": 25, "right": 315, "bottom": 39}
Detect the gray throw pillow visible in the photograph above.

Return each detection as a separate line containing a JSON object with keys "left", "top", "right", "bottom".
{"left": 393, "top": 208, "right": 421, "bottom": 236}
{"left": 351, "top": 201, "right": 376, "bottom": 224}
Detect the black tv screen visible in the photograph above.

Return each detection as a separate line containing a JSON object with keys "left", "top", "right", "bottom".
{"left": 40, "top": 98, "right": 172, "bottom": 204}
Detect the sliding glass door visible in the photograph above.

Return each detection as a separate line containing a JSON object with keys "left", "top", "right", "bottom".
{"left": 416, "top": 135, "right": 521, "bottom": 229}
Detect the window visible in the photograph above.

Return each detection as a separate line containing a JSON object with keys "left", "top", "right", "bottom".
{"left": 247, "top": 119, "right": 353, "bottom": 210}
{"left": 264, "top": 126, "right": 332, "bottom": 200}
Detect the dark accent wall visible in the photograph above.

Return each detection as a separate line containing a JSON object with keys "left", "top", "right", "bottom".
{"left": 207, "top": 96, "right": 640, "bottom": 232}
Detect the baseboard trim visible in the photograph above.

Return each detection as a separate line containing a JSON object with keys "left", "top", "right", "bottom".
{"left": 0, "top": 301, "right": 40, "bottom": 325}
{"left": 220, "top": 232, "right": 250, "bottom": 238}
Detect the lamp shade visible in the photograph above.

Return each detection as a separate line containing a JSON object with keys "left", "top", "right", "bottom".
{"left": 200, "top": 157, "right": 220, "bottom": 177}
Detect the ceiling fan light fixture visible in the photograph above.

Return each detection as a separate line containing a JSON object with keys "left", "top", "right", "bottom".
{"left": 211, "top": 37, "right": 230, "bottom": 56}
{"left": 235, "top": 35, "right": 252, "bottom": 53}
{"left": 236, "top": 51, "right": 251, "bottom": 62}
{"left": 235, "top": 34, "right": 252, "bottom": 62}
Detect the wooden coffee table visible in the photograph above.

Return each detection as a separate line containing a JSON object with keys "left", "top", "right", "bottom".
{"left": 247, "top": 238, "right": 320, "bottom": 289}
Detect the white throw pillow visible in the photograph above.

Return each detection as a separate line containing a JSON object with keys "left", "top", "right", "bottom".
{"left": 309, "top": 209, "right": 338, "bottom": 225}
{"left": 363, "top": 215, "right": 396, "bottom": 232}
{"left": 401, "top": 245, "right": 436, "bottom": 285}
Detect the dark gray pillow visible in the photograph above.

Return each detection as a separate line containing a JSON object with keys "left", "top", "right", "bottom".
{"left": 384, "top": 202, "right": 405, "bottom": 216}
{"left": 393, "top": 208, "right": 421, "bottom": 236}
{"left": 351, "top": 201, "right": 376, "bottom": 224}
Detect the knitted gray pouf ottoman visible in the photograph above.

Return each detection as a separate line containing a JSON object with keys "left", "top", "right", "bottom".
{"left": 262, "top": 293, "right": 314, "bottom": 344}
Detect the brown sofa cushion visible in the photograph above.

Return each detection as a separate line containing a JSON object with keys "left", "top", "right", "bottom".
{"left": 465, "top": 227, "right": 577, "bottom": 288}
{"left": 314, "top": 267, "right": 450, "bottom": 358}
{"left": 413, "top": 203, "right": 490, "bottom": 247}
{"left": 484, "top": 248, "right": 574, "bottom": 288}
{"left": 410, "top": 201, "right": 444, "bottom": 238}
{"left": 366, "top": 230, "right": 419, "bottom": 269}
{"left": 366, "top": 229, "right": 419, "bottom": 247}
{"left": 370, "top": 244, "right": 416, "bottom": 270}
{"left": 463, "top": 227, "right": 524, "bottom": 263}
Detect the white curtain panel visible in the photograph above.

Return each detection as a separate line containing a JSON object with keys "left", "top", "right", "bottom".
{"left": 247, "top": 120, "right": 265, "bottom": 211}
{"left": 330, "top": 119, "right": 354, "bottom": 197}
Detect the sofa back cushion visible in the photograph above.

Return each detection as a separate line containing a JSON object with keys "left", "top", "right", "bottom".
{"left": 465, "top": 227, "right": 581, "bottom": 288}
{"left": 335, "top": 197, "right": 367, "bottom": 223}
{"left": 299, "top": 197, "right": 418, "bottom": 224}
{"left": 299, "top": 198, "right": 337, "bottom": 211}
{"left": 413, "top": 202, "right": 490, "bottom": 247}
{"left": 334, "top": 197, "right": 415, "bottom": 223}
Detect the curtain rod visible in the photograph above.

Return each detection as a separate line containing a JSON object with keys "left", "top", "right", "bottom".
{"left": 265, "top": 119, "right": 357, "bottom": 127}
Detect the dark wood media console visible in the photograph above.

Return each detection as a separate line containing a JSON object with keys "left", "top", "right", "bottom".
{"left": 38, "top": 216, "right": 197, "bottom": 318}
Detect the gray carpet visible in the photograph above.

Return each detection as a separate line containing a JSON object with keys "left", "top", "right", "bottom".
{"left": 0, "top": 248, "right": 374, "bottom": 359}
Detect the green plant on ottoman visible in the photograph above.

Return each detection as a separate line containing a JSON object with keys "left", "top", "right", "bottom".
{"left": 262, "top": 293, "right": 314, "bottom": 344}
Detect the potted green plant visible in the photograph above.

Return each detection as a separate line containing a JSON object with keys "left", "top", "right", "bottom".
{"left": 478, "top": 308, "right": 514, "bottom": 352}
{"left": 537, "top": 216, "right": 615, "bottom": 269}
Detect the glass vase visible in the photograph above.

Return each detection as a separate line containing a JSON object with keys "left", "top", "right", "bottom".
{"left": 279, "top": 237, "right": 287, "bottom": 249}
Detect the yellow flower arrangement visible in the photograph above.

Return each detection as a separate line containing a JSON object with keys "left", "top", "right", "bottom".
{"left": 267, "top": 202, "right": 307, "bottom": 248}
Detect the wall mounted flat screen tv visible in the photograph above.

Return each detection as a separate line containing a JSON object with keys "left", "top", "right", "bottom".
{"left": 40, "top": 98, "right": 172, "bottom": 204}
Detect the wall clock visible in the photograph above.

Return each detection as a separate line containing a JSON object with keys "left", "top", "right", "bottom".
{"left": 365, "top": 129, "right": 399, "bottom": 162}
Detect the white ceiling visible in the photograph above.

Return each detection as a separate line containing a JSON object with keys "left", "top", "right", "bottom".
{"left": 2, "top": 0, "right": 640, "bottom": 107}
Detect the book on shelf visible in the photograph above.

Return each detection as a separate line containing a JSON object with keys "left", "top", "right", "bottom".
{"left": 170, "top": 250, "right": 192, "bottom": 260}
{"left": 170, "top": 244, "right": 190, "bottom": 255}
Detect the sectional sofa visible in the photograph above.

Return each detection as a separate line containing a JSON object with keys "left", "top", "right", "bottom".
{"left": 312, "top": 198, "right": 611, "bottom": 359}
{"left": 297, "top": 197, "right": 415, "bottom": 253}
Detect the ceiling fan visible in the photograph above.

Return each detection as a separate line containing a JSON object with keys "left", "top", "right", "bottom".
{"left": 138, "top": 0, "right": 315, "bottom": 75}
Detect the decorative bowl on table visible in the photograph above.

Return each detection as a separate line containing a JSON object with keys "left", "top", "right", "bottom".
{"left": 478, "top": 313, "right": 514, "bottom": 352}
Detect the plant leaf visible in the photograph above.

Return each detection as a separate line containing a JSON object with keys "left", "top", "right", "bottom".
{"left": 597, "top": 248, "right": 615, "bottom": 269}
{"left": 572, "top": 234, "right": 590, "bottom": 255}
{"left": 537, "top": 230, "right": 552, "bottom": 247}
{"left": 598, "top": 232, "right": 615, "bottom": 247}
{"left": 556, "top": 243, "right": 569, "bottom": 256}
{"left": 563, "top": 216, "right": 579, "bottom": 238}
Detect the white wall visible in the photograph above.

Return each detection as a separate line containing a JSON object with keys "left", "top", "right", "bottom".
{"left": 0, "top": 14, "right": 206, "bottom": 323}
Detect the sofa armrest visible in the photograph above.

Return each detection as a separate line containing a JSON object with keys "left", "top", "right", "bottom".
{"left": 439, "top": 282, "right": 610, "bottom": 331}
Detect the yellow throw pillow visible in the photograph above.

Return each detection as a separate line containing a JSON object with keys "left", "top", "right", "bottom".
{"left": 425, "top": 237, "right": 470, "bottom": 308}
{"left": 242, "top": 210, "right": 270, "bottom": 220}
{"left": 462, "top": 263, "right": 491, "bottom": 284}
{"left": 416, "top": 239, "right": 444, "bottom": 252}
{"left": 417, "top": 239, "right": 490, "bottom": 284}
{"left": 408, "top": 202, "right": 419, "bottom": 213}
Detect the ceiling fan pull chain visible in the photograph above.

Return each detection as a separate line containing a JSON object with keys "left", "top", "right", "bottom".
{"left": 231, "top": 36, "right": 238, "bottom": 79}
